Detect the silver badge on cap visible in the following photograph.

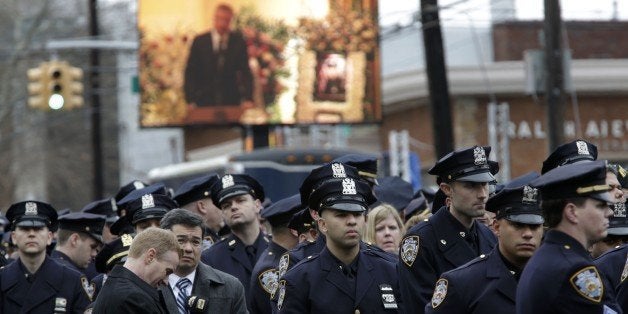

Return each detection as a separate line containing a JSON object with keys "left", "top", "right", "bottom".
{"left": 522, "top": 185, "right": 538, "bottom": 203}
{"left": 24, "top": 202, "right": 38, "bottom": 216}
{"left": 141, "top": 194, "right": 155, "bottom": 209}
{"left": 576, "top": 141, "right": 590, "bottom": 155}
{"left": 613, "top": 202, "right": 626, "bottom": 218}
{"left": 473, "top": 147, "right": 487, "bottom": 165}
{"left": 133, "top": 181, "right": 145, "bottom": 189}
{"left": 222, "top": 175, "right": 235, "bottom": 189}
{"left": 342, "top": 178, "right": 357, "bottom": 195}
{"left": 331, "top": 163, "right": 346, "bottom": 178}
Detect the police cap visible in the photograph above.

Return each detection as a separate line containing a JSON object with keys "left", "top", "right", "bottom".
{"left": 114, "top": 180, "right": 148, "bottom": 202}
{"left": 428, "top": 146, "right": 495, "bottom": 183}
{"left": 211, "top": 174, "right": 265, "bottom": 207}
{"left": 403, "top": 193, "right": 428, "bottom": 219}
{"left": 58, "top": 212, "right": 107, "bottom": 244}
{"left": 308, "top": 177, "right": 375, "bottom": 213}
{"left": 6, "top": 201, "right": 59, "bottom": 232}
{"left": 120, "top": 193, "right": 178, "bottom": 225}
{"left": 486, "top": 172, "right": 543, "bottom": 225}
{"left": 300, "top": 162, "right": 361, "bottom": 206}
{"left": 541, "top": 139, "right": 597, "bottom": 174}
{"left": 373, "top": 176, "right": 413, "bottom": 212}
{"left": 531, "top": 160, "right": 612, "bottom": 203}
{"left": 332, "top": 154, "right": 379, "bottom": 183}
{"left": 81, "top": 198, "right": 118, "bottom": 224}
{"left": 261, "top": 194, "right": 304, "bottom": 228}
{"left": 95, "top": 234, "right": 134, "bottom": 273}
{"left": 173, "top": 173, "right": 220, "bottom": 207}
{"left": 288, "top": 208, "right": 316, "bottom": 234}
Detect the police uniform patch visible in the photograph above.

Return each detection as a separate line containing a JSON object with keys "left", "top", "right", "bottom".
{"left": 81, "top": 276, "right": 96, "bottom": 301}
{"left": 259, "top": 269, "right": 279, "bottom": 296}
{"left": 621, "top": 252, "right": 628, "bottom": 283}
{"left": 400, "top": 236, "right": 419, "bottom": 267}
{"left": 278, "top": 253, "right": 290, "bottom": 277}
{"left": 431, "top": 278, "right": 448, "bottom": 308}
{"left": 570, "top": 266, "right": 603, "bottom": 303}
{"left": 277, "top": 280, "right": 286, "bottom": 311}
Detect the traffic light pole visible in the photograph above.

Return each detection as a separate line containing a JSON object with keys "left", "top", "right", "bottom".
{"left": 89, "top": 0, "right": 104, "bottom": 199}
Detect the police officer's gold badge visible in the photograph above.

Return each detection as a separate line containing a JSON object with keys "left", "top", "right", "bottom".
{"left": 401, "top": 236, "right": 419, "bottom": 267}
{"left": 570, "top": 266, "right": 603, "bottom": 302}
{"left": 431, "top": 278, "right": 448, "bottom": 308}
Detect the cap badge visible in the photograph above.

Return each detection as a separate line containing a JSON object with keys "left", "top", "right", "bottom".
{"left": 431, "top": 278, "right": 449, "bottom": 308}
{"left": 473, "top": 147, "right": 487, "bottom": 165}
{"left": 576, "top": 141, "right": 590, "bottom": 155}
{"left": 522, "top": 186, "right": 538, "bottom": 203}
{"left": 121, "top": 234, "right": 133, "bottom": 247}
{"left": 342, "top": 178, "right": 357, "bottom": 195}
{"left": 570, "top": 266, "right": 603, "bottom": 303}
{"left": 222, "top": 175, "right": 235, "bottom": 189}
{"left": 133, "top": 181, "right": 146, "bottom": 189}
{"left": 141, "top": 194, "right": 155, "bottom": 209}
{"left": 24, "top": 202, "right": 38, "bottom": 216}
{"left": 613, "top": 202, "right": 626, "bottom": 218}
{"left": 331, "top": 163, "right": 346, "bottom": 178}
{"left": 400, "top": 236, "right": 419, "bottom": 267}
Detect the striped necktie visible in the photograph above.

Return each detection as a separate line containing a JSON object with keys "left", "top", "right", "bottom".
{"left": 175, "top": 278, "right": 192, "bottom": 314}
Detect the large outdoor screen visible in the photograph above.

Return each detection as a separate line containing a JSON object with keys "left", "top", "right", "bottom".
{"left": 138, "top": 0, "right": 380, "bottom": 126}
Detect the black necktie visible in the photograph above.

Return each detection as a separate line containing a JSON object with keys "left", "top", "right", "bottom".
{"left": 245, "top": 245, "right": 257, "bottom": 267}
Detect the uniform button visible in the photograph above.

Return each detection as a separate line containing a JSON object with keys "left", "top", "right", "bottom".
{"left": 440, "top": 239, "right": 447, "bottom": 245}
{"left": 480, "top": 254, "right": 486, "bottom": 258}
{"left": 564, "top": 245, "right": 571, "bottom": 249}
{"left": 460, "top": 232, "right": 466, "bottom": 238}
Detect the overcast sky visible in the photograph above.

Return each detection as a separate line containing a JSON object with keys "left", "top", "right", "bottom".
{"left": 379, "top": 0, "right": 628, "bottom": 27}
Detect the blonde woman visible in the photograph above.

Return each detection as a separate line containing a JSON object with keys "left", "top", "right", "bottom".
{"left": 365, "top": 204, "right": 405, "bottom": 255}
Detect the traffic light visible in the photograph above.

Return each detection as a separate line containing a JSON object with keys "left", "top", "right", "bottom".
{"left": 27, "top": 62, "right": 50, "bottom": 110}
{"left": 26, "top": 61, "right": 84, "bottom": 111}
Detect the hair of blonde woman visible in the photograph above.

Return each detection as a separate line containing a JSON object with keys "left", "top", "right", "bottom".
{"left": 404, "top": 209, "right": 432, "bottom": 231}
{"left": 128, "top": 227, "right": 182, "bottom": 259}
{"left": 364, "top": 203, "right": 406, "bottom": 245}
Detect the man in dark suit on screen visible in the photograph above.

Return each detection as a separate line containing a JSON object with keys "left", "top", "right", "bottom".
{"left": 184, "top": 3, "right": 254, "bottom": 108}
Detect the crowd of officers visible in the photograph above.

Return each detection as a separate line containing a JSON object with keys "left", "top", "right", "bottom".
{"left": 0, "top": 139, "right": 626, "bottom": 314}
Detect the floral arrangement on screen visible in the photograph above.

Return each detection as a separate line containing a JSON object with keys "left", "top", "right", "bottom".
{"left": 138, "top": 28, "right": 193, "bottom": 125}
{"left": 297, "top": 10, "right": 377, "bottom": 54}
{"left": 235, "top": 6, "right": 291, "bottom": 115}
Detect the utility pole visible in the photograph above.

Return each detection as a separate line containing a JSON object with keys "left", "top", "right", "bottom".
{"left": 421, "top": 0, "right": 454, "bottom": 158}
{"left": 544, "top": 0, "right": 565, "bottom": 151}
{"left": 89, "top": 0, "right": 104, "bottom": 199}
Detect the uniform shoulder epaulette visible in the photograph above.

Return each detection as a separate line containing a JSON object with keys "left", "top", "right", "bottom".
{"left": 448, "top": 253, "right": 489, "bottom": 274}
{"left": 406, "top": 217, "right": 433, "bottom": 234}
{"left": 289, "top": 253, "right": 319, "bottom": 270}
{"left": 596, "top": 244, "right": 626, "bottom": 260}
{"left": 363, "top": 243, "right": 398, "bottom": 263}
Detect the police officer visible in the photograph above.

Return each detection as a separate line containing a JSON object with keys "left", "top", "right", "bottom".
{"left": 425, "top": 172, "right": 544, "bottom": 313}
{"left": 276, "top": 162, "right": 363, "bottom": 279}
{"left": 52, "top": 212, "right": 106, "bottom": 280}
{"left": 595, "top": 164, "right": 628, "bottom": 312}
{"left": 275, "top": 177, "right": 401, "bottom": 313}
{"left": 82, "top": 198, "right": 119, "bottom": 244}
{"left": 200, "top": 174, "right": 269, "bottom": 309}
{"left": 0, "top": 201, "right": 91, "bottom": 313}
{"left": 173, "top": 173, "right": 230, "bottom": 247}
{"left": 517, "top": 160, "right": 621, "bottom": 313}
{"left": 249, "top": 194, "right": 301, "bottom": 314}
{"left": 399, "top": 146, "right": 498, "bottom": 314}
{"left": 541, "top": 139, "right": 597, "bottom": 174}
{"left": 287, "top": 207, "right": 318, "bottom": 244}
